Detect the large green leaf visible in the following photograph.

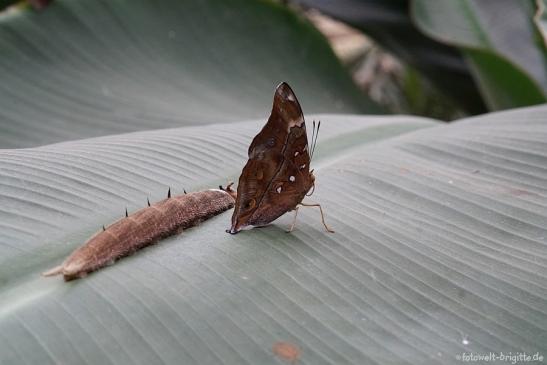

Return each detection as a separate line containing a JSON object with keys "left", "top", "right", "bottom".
{"left": 412, "top": 0, "right": 547, "bottom": 110}
{"left": 0, "top": 0, "right": 379, "bottom": 149}
{"left": 2, "top": 104, "right": 547, "bottom": 364}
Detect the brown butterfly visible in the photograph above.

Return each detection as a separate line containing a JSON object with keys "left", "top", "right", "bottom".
{"left": 226, "top": 82, "right": 334, "bottom": 234}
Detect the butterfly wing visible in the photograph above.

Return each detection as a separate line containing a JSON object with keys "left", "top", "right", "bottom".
{"left": 247, "top": 129, "right": 314, "bottom": 227}
{"left": 229, "top": 82, "right": 314, "bottom": 234}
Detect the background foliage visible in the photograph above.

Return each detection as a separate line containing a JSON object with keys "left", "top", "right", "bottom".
{"left": 296, "top": 0, "right": 547, "bottom": 116}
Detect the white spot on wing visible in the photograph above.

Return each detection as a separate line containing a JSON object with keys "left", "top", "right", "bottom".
{"left": 294, "top": 151, "right": 299, "bottom": 157}
{"left": 276, "top": 186, "right": 282, "bottom": 193}
{"left": 287, "top": 93, "right": 295, "bottom": 101}
{"left": 300, "top": 164, "right": 306, "bottom": 170}
{"left": 289, "top": 176, "right": 295, "bottom": 182}
{"left": 287, "top": 115, "right": 304, "bottom": 132}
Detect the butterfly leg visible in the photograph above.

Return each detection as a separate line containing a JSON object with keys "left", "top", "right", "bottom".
{"left": 286, "top": 206, "right": 300, "bottom": 233}
{"left": 299, "top": 202, "right": 335, "bottom": 233}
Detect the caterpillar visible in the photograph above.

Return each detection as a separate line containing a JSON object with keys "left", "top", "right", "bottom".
{"left": 43, "top": 186, "right": 236, "bottom": 281}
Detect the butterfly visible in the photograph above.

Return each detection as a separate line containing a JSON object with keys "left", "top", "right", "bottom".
{"left": 225, "top": 82, "right": 333, "bottom": 234}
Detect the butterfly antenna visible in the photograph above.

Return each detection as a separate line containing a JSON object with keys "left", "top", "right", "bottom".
{"left": 310, "top": 120, "right": 316, "bottom": 159}
{"left": 311, "top": 121, "right": 321, "bottom": 160}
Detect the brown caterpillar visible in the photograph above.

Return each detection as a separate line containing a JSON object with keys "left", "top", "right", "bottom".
{"left": 43, "top": 186, "right": 236, "bottom": 281}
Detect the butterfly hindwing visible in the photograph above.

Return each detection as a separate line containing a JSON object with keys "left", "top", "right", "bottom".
{"left": 248, "top": 120, "right": 313, "bottom": 225}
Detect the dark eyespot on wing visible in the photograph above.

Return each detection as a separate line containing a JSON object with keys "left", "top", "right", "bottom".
{"left": 246, "top": 198, "right": 256, "bottom": 209}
